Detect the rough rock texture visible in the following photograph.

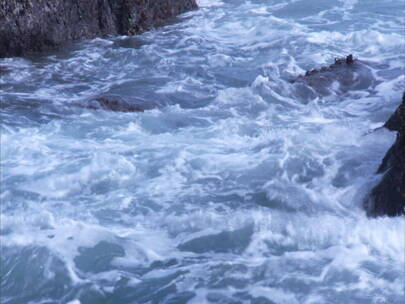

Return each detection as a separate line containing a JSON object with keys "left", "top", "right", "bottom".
{"left": 0, "top": 0, "right": 198, "bottom": 57}
{"left": 301, "top": 54, "right": 356, "bottom": 78}
{"left": 297, "top": 57, "right": 404, "bottom": 216}
{"left": 365, "top": 92, "right": 405, "bottom": 217}
{"left": 88, "top": 96, "right": 148, "bottom": 112}
{"left": 292, "top": 54, "right": 375, "bottom": 97}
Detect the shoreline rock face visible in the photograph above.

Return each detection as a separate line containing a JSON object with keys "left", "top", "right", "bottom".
{"left": 0, "top": 0, "right": 198, "bottom": 58}
{"left": 365, "top": 93, "right": 405, "bottom": 217}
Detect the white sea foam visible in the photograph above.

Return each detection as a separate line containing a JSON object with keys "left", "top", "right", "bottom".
{"left": 196, "top": 0, "right": 224, "bottom": 7}
{"left": 1, "top": 0, "right": 404, "bottom": 303}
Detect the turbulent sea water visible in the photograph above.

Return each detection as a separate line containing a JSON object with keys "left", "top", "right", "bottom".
{"left": 1, "top": 0, "right": 405, "bottom": 303}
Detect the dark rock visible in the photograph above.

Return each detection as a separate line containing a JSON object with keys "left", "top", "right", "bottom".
{"left": 92, "top": 96, "right": 146, "bottom": 113}
{"left": 292, "top": 54, "right": 375, "bottom": 96}
{"left": 81, "top": 95, "right": 160, "bottom": 113}
{"left": 334, "top": 54, "right": 354, "bottom": 65}
{"left": 0, "top": 0, "right": 198, "bottom": 58}
{"left": 299, "top": 54, "right": 357, "bottom": 79}
{"left": 345, "top": 54, "right": 354, "bottom": 64}
{"left": 384, "top": 92, "right": 405, "bottom": 131}
{"left": 365, "top": 92, "right": 405, "bottom": 217}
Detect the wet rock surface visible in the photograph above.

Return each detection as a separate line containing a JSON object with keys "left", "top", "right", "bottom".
{"left": 0, "top": 0, "right": 198, "bottom": 58}
{"left": 292, "top": 55, "right": 376, "bottom": 97}
{"left": 89, "top": 96, "right": 147, "bottom": 113}
{"left": 365, "top": 93, "right": 405, "bottom": 217}
{"left": 302, "top": 54, "right": 356, "bottom": 77}
{"left": 297, "top": 56, "right": 404, "bottom": 217}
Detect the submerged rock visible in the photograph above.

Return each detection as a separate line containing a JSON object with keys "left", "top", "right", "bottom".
{"left": 0, "top": 0, "right": 198, "bottom": 58}
{"left": 85, "top": 96, "right": 154, "bottom": 113}
{"left": 365, "top": 93, "right": 405, "bottom": 217}
{"left": 0, "top": 65, "right": 11, "bottom": 75}
{"left": 297, "top": 54, "right": 357, "bottom": 78}
{"left": 292, "top": 54, "right": 375, "bottom": 96}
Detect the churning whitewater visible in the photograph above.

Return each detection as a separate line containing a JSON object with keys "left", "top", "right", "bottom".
{"left": 1, "top": 0, "right": 404, "bottom": 303}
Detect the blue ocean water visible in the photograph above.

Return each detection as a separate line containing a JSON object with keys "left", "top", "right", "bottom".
{"left": 1, "top": 0, "right": 404, "bottom": 303}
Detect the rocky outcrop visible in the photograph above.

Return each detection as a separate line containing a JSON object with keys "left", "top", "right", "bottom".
{"left": 85, "top": 96, "right": 152, "bottom": 112}
{"left": 292, "top": 55, "right": 375, "bottom": 97}
{"left": 0, "top": 0, "right": 198, "bottom": 58}
{"left": 299, "top": 54, "right": 356, "bottom": 78}
{"left": 365, "top": 93, "right": 405, "bottom": 217}
{"left": 297, "top": 57, "right": 404, "bottom": 216}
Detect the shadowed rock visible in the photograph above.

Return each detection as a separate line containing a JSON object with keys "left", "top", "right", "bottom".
{"left": 298, "top": 54, "right": 356, "bottom": 78}
{"left": 292, "top": 55, "right": 375, "bottom": 96}
{"left": 384, "top": 94, "right": 405, "bottom": 132}
{"left": 365, "top": 92, "right": 405, "bottom": 217}
{"left": 0, "top": 0, "right": 198, "bottom": 58}
{"left": 295, "top": 55, "right": 403, "bottom": 216}
{"left": 85, "top": 96, "right": 155, "bottom": 113}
